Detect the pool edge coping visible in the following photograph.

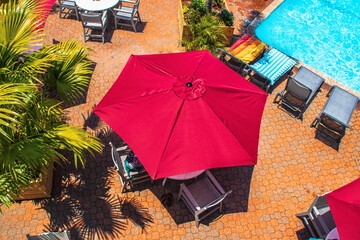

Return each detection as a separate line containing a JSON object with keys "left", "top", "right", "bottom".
{"left": 247, "top": 0, "right": 360, "bottom": 98}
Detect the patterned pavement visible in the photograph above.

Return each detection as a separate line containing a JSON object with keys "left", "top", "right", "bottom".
{"left": 0, "top": 0, "right": 359, "bottom": 239}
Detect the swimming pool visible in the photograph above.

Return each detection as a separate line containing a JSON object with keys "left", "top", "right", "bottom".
{"left": 255, "top": 0, "right": 360, "bottom": 92}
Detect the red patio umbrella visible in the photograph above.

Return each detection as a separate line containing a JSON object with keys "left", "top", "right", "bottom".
{"left": 35, "top": 0, "right": 56, "bottom": 30}
{"left": 326, "top": 178, "right": 360, "bottom": 240}
{"left": 94, "top": 50, "right": 267, "bottom": 179}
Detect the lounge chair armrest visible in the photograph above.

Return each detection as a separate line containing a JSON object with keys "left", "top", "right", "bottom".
{"left": 205, "top": 170, "right": 225, "bottom": 194}
{"left": 273, "top": 91, "right": 285, "bottom": 103}
{"left": 179, "top": 183, "right": 201, "bottom": 210}
{"left": 203, "top": 190, "right": 232, "bottom": 210}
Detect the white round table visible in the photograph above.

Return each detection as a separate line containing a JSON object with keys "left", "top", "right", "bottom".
{"left": 326, "top": 227, "right": 340, "bottom": 240}
{"left": 75, "top": 0, "right": 119, "bottom": 11}
{"left": 162, "top": 170, "right": 205, "bottom": 186}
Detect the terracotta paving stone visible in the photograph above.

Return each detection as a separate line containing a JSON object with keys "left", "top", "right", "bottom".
{"left": 1, "top": 0, "right": 360, "bottom": 239}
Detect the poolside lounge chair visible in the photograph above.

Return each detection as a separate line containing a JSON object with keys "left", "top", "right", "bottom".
{"left": 296, "top": 194, "right": 336, "bottom": 239}
{"left": 26, "top": 230, "right": 70, "bottom": 239}
{"left": 218, "top": 34, "right": 296, "bottom": 93}
{"left": 249, "top": 48, "right": 296, "bottom": 93}
{"left": 218, "top": 34, "right": 266, "bottom": 77}
{"left": 273, "top": 66, "right": 325, "bottom": 120}
{"left": 109, "top": 142, "right": 152, "bottom": 193}
{"left": 178, "top": 170, "right": 232, "bottom": 228}
{"left": 310, "top": 86, "right": 358, "bottom": 144}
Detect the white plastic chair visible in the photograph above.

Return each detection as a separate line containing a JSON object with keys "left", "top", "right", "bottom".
{"left": 26, "top": 230, "right": 70, "bottom": 240}
{"left": 80, "top": 11, "right": 108, "bottom": 44}
{"left": 109, "top": 142, "right": 152, "bottom": 193}
{"left": 58, "top": 0, "right": 79, "bottom": 20}
{"left": 112, "top": 0, "right": 141, "bottom": 32}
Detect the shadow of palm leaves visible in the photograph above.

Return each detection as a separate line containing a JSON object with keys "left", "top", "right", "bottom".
{"left": 73, "top": 195, "right": 126, "bottom": 240}
{"left": 35, "top": 129, "right": 128, "bottom": 239}
{"left": 118, "top": 195, "right": 154, "bottom": 233}
{"left": 34, "top": 127, "right": 155, "bottom": 239}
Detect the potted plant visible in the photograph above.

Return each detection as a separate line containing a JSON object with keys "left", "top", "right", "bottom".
{"left": 179, "top": 0, "right": 235, "bottom": 46}
{"left": 0, "top": 0, "right": 103, "bottom": 208}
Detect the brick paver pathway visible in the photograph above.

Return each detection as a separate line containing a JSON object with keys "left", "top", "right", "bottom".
{"left": 1, "top": 0, "right": 359, "bottom": 239}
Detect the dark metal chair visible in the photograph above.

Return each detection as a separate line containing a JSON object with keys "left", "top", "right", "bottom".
{"left": 178, "top": 170, "right": 232, "bottom": 227}
{"left": 218, "top": 48, "right": 253, "bottom": 78}
{"left": 109, "top": 142, "right": 152, "bottom": 193}
{"left": 311, "top": 86, "right": 358, "bottom": 144}
{"left": 58, "top": 0, "right": 79, "bottom": 20}
{"left": 112, "top": 0, "right": 141, "bottom": 32}
{"left": 296, "top": 194, "right": 336, "bottom": 239}
{"left": 26, "top": 230, "right": 70, "bottom": 240}
{"left": 274, "top": 66, "right": 325, "bottom": 120}
{"left": 80, "top": 11, "right": 108, "bottom": 44}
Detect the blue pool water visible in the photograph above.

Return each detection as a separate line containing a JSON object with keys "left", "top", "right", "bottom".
{"left": 255, "top": 0, "right": 360, "bottom": 92}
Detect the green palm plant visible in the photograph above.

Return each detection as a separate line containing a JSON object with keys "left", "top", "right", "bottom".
{"left": 43, "top": 40, "right": 94, "bottom": 105}
{"left": 182, "top": 13, "right": 226, "bottom": 54}
{"left": 0, "top": 0, "right": 53, "bottom": 82}
{"left": 0, "top": 0, "right": 103, "bottom": 211}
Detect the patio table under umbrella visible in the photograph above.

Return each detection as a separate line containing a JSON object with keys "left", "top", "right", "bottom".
{"left": 94, "top": 50, "right": 268, "bottom": 179}
{"left": 326, "top": 177, "right": 360, "bottom": 240}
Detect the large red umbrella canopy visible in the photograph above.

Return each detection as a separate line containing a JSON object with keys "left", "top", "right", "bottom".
{"left": 35, "top": 0, "right": 56, "bottom": 30}
{"left": 326, "top": 178, "right": 360, "bottom": 240}
{"left": 94, "top": 50, "right": 267, "bottom": 179}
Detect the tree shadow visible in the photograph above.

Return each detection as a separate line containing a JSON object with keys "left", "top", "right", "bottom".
{"left": 118, "top": 195, "right": 154, "bottom": 233}
{"left": 32, "top": 128, "right": 153, "bottom": 239}
{"left": 82, "top": 105, "right": 101, "bottom": 131}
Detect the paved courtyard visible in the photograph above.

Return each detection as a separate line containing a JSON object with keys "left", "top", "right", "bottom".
{"left": 0, "top": 0, "right": 359, "bottom": 239}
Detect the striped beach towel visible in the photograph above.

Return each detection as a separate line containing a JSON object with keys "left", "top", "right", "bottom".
{"left": 229, "top": 34, "right": 267, "bottom": 64}
{"left": 250, "top": 48, "right": 296, "bottom": 85}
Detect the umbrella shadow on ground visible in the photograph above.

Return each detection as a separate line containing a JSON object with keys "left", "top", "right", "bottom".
{"left": 32, "top": 129, "right": 153, "bottom": 239}
{"left": 296, "top": 228, "right": 312, "bottom": 240}
{"left": 148, "top": 165, "right": 254, "bottom": 226}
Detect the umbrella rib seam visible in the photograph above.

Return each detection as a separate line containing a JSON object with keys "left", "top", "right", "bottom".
{"left": 95, "top": 89, "right": 173, "bottom": 110}
{"left": 137, "top": 56, "right": 177, "bottom": 79}
{"left": 201, "top": 98, "right": 255, "bottom": 163}
{"left": 153, "top": 100, "right": 185, "bottom": 179}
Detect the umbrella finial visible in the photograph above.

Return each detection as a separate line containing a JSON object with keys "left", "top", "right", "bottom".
{"left": 186, "top": 82, "right": 193, "bottom": 87}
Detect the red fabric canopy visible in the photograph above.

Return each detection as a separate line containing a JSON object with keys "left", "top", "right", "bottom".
{"left": 326, "top": 178, "right": 360, "bottom": 240}
{"left": 94, "top": 50, "right": 267, "bottom": 179}
{"left": 35, "top": 0, "right": 56, "bottom": 30}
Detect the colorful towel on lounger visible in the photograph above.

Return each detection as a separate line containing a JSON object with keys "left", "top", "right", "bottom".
{"left": 250, "top": 48, "right": 296, "bottom": 84}
{"left": 229, "top": 34, "right": 267, "bottom": 64}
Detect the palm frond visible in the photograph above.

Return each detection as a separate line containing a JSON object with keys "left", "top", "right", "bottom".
{"left": 44, "top": 40, "right": 94, "bottom": 105}
{"left": 0, "top": 83, "right": 35, "bottom": 131}
{"left": 46, "top": 125, "right": 103, "bottom": 168}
